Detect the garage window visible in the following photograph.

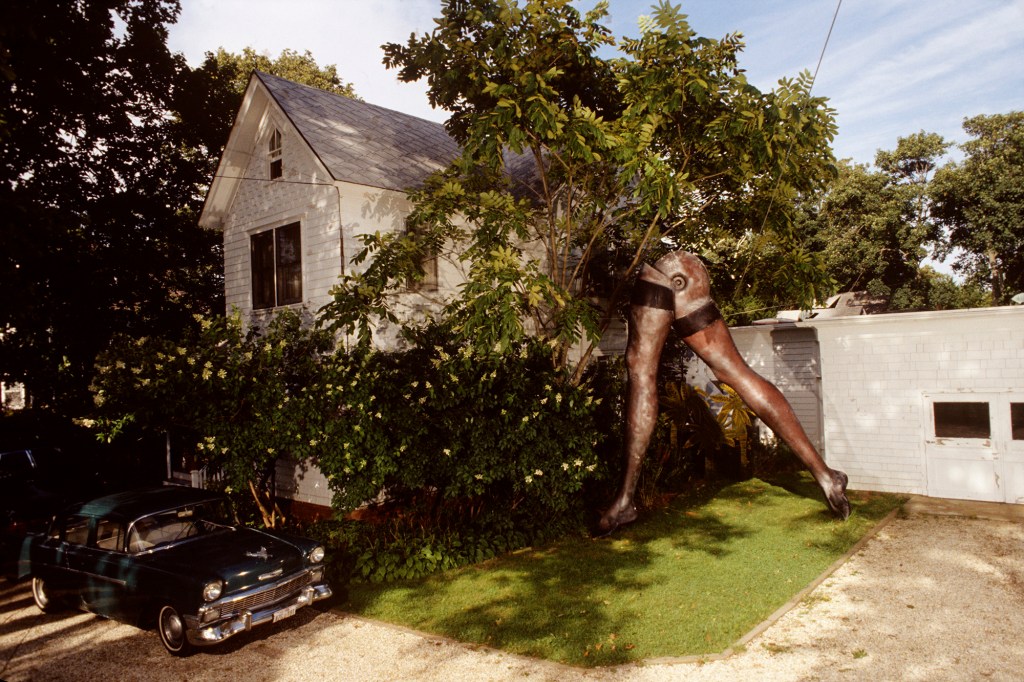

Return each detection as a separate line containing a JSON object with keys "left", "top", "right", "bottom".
{"left": 933, "top": 402, "right": 990, "bottom": 439}
{"left": 1012, "top": 403, "right": 1024, "bottom": 441}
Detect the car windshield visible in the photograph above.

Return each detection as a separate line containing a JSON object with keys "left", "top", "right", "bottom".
{"left": 127, "top": 499, "right": 233, "bottom": 553}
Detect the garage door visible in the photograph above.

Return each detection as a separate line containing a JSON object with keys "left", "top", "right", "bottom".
{"left": 924, "top": 393, "right": 1024, "bottom": 504}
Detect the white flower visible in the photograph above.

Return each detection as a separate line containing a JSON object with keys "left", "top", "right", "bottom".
{"left": 443, "top": 448, "right": 452, "bottom": 457}
{"left": 534, "top": 469, "right": 543, "bottom": 476}
{"left": 474, "top": 474, "right": 483, "bottom": 480}
{"left": 525, "top": 475, "right": 534, "bottom": 484}
{"left": 574, "top": 459, "right": 583, "bottom": 467}
{"left": 562, "top": 462, "right": 569, "bottom": 471}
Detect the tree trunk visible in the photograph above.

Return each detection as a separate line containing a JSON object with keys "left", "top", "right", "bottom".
{"left": 989, "top": 249, "right": 1003, "bottom": 304}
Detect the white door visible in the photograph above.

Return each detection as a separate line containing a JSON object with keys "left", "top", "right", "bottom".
{"left": 924, "top": 393, "right": 1024, "bottom": 504}
{"left": 1004, "top": 400, "right": 1024, "bottom": 504}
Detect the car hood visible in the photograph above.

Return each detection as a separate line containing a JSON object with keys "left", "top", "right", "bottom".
{"left": 145, "top": 527, "right": 307, "bottom": 595}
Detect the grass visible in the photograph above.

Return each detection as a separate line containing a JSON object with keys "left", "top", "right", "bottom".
{"left": 339, "top": 474, "right": 904, "bottom": 667}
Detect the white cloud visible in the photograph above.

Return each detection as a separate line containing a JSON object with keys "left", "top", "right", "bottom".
{"left": 168, "top": 0, "right": 446, "bottom": 121}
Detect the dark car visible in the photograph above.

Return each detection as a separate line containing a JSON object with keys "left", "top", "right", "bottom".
{"left": 22, "top": 486, "right": 331, "bottom": 655}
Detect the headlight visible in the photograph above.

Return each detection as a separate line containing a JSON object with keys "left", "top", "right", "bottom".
{"left": 309, "top": 545, "right": 325, "bottom": 564}
{"left": 202, "top": 580, "right": 223, "bottom": 602}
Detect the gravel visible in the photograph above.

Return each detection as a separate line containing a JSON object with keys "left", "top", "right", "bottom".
{"left": 2, "top": 499, "right": 1022, "bottom": 682}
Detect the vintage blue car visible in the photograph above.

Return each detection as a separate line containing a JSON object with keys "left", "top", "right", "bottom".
{"left": 23, "top": 486, "right": 331, "bottom": 655}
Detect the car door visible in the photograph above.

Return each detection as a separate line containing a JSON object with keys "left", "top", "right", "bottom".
{"left": 65, "top": 516, "right": 136, "bottom": 617}
{"left": 32, "top": 513, "right": 92, "bottom": 601}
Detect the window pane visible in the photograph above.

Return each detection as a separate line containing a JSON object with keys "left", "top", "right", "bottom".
{"left": 251, "top": 230, "right": 275, "bottom": 309}
{"left": 95, "top": 518, "right": 125, "bottom": 551}
{"left": 933, "top": 402, "right": 990, "bottom": 439}
{"left": 65, "top": 516, "right": 91, "bottom": 546}
{"left": 1012, "top": 403, "right": 1024, "bottom": 441}
{"left": 269, "top": 158, "right": 282, "bottom": 179}
{"left": 276, "top": 222, "right": 302, "bottom": 305}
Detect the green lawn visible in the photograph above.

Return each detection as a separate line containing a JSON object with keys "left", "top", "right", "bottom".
{"left": 339, "top": 475, "right": 904, "bottom": 666}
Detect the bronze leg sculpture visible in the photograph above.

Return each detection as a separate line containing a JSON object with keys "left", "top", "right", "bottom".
{"left": 597, "top": 251, "right": 850, "bottom": 535}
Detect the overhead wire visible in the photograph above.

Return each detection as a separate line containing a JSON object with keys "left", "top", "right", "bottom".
{"left": 734, "top": 0, "right": 843, "bottom": 292}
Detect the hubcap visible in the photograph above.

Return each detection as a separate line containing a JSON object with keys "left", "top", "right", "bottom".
{"left": 34, "top": 578, "right": 48, "bottom": 607}
{"left": 162, "top": 610, "right": 184, "bottom": 646}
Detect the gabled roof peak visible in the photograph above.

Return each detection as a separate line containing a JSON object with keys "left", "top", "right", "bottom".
{"left": 255, "top": 71, "right": 460, "bottom": 192}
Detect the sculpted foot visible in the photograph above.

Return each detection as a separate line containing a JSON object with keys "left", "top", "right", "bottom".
{"left": 821, "top": 469, "right": 851, "bottom": 520}
{"left": 595, "top": 500, "right": 638, "bottom": 537}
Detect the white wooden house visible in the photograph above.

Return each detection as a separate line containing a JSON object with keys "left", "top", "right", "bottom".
{"left": 198, "top": 72, "right": 480, "bottom": 512}
{"left": 199, "top": 72, "right": 468, "bottom": 351}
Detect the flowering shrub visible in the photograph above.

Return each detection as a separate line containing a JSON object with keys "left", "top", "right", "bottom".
{"left": 92, "top": 309, "right": 336, "bottom": 527}
{"left": 316, "top": 326, "right": 606, "bottom": 524}
{"left": 93, "top": 312, "right": 608, "bottom": 545}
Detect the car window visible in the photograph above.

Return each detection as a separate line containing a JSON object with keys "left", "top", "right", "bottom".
{"left": 0, "top": 450, "right": 34, "bottom": 477}
{"left": 127, "top": 501, "right": 231, "bottom": 553}
{"left": 64, "top": 515, "right": 92, "bottom": 546}
{"left": 95, "top": 518, "right": 125, "bottom": 552}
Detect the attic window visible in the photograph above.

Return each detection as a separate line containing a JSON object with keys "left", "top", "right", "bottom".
{"left": 269, "top": 129, "right": 282, "bottom": 180}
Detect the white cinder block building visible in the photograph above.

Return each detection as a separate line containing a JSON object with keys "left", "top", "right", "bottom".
{"left": 718, "top": 306, "right": 1024, "bottom": 504}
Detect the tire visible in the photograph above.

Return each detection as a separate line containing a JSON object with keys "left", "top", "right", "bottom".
{"left": 157, "top": 605, "right": 194, "bottom": 656}
{"left": 31, "top": 575, "right": 63, "bottom": 613}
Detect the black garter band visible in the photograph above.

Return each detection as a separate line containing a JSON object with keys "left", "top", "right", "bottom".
{"left": 673, "top": 300, "right": 722, "bottom": 337}
{"left": 630, "top": 279, "right": 674, "bottom": 310}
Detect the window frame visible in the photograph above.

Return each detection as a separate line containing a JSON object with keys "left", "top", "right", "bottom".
{"left": 268, "top": 128, "right": 283, "bottom": 180}
{"left": 403, "top": 219, "right": 439, "bottom": 293}
{"left": 250, "top": 222, "right": 303, "bottom": 310}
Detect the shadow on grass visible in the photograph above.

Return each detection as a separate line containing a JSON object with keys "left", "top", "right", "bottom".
{"left": 341, "top": 477, "right": 904, "bottom": 667}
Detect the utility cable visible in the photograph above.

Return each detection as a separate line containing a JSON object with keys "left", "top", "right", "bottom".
{"left": 736, "top": 0, "right": 843, "bottom": 291}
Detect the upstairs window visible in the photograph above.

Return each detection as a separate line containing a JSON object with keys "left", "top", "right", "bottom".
{"left": 268, "top": 128, "right": 282, "bottom": 179}
{"left": 404, "top": 219, "right": 439, "bottom": 293}
{"left": 408, "top": 249, "right": 439, "bottom": 293}
{"left": 251, "top": 222, "right": 302, "bottom": 309}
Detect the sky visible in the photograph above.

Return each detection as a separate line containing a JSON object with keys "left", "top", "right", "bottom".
{"left": 167, "top": 0, "right": 1024, "bottom": 166}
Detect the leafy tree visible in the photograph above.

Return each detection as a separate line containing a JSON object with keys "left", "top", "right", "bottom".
{"left": 792, "top": 130, "right": 994, "bottom": 312}
{"left": 0, "top": 1, "right": 358, "bottom": 416}
{"left": 0, "top": 0, "right": 220, "bottom": 413}
{"left": 930, "top": 112, "right": 1024, "bottom": 303}
{"left": 322, "top": 0, "right": 838, "bottom": 379}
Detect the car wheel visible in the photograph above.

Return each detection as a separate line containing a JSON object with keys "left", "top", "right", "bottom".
{"left": 31, "top": 576, "right": 63, "bottom": 613}
{"left": 157, "top": 605, "right": 193, "bottom": 656}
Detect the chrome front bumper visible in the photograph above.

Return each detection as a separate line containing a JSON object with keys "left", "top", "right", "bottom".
{"left": 184, "top": 582, "right": 332, "bottom": 646}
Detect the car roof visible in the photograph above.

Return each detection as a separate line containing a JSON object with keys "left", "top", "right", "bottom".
{"left": 72, "top": 486, "right": 226, "bottom": 521}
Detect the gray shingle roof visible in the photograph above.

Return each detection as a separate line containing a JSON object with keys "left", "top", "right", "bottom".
{"left": 257, "top": 71, "right": 460, "bottom": 192}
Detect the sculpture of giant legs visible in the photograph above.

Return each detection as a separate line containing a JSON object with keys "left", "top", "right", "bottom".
{"left": 597, "top": 251, "right": 850, "bottom": 535}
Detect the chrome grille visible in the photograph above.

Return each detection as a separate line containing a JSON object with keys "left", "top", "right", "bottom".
{"left": 222, "top": 571, "right": 312, "bottom": 615}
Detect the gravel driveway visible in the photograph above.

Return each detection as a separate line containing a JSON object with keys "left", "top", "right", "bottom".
{"left": 2, "top": 497, "right": 1022, "bottom": 682}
